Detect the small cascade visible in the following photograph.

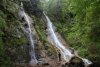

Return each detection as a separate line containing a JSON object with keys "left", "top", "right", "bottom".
{"left": 44, "top": 13, "right": 92, "bottom": 67}
{"left": 82, "top": 58, "right": 92, "bottom": 67}
{"left": 19, "top": 2, "right": 38, "bottom": 64}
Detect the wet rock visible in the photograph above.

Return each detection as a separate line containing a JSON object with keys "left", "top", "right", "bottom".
{"left": 88, "top": 61, "right": 100, "bottom": 67}
{"left": 62, "top": 64, "right": 66, "bottom": 67}
{"left": 24, "top": 23, "right": 29, "bottom": 28}
{"left": 22, "top": 17, "right": 25, "bottom": 21}
{"left": 68, "top": 56, "right": 84, "bottom": 67}
{"left": 43, "top": 63, "right": 49, "bottom": 66}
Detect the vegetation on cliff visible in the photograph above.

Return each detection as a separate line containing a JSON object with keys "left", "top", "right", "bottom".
{"left": 0, "top": 0, "right": 100, "bottom": 67}
{"left": 0, "top": 0, "right": 28, "bottom": 67}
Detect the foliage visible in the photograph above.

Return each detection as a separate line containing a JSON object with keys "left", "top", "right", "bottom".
{"left": 0, "top": 0, "right": 28, "bottom": 66}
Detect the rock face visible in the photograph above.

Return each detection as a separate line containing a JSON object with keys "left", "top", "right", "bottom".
{"left": 16, "top": 44, "right": 30, "bottom": 63}
{"left": 22, "top": 0, "right": 42, "bottom": 17}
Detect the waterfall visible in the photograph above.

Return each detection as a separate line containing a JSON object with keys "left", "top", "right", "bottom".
{"left": 19, "top": 2, "right": 38, "bottom": 64}
{"left": 44, "top": 13, "right": 92, "bottom": 66}
{"left": 44, "top": 13, "right": 74, "bottom": 62}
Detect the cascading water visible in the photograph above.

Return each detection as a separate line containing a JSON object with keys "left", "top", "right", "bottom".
{"left": 44, "top": 13, "right": 92, "bottom": 67}
{"left": 82, "top": 58, "right": 92, "bottom": 67}
{"left": 44, "top": 13, "right": 74, "bottom": 62}
{"left": 19, "top": 2, "right": 38, "bottom": 64}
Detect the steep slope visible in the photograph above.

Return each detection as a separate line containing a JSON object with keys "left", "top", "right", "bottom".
{"left": 0, "top": 0, "right": 29, "bottom": 67}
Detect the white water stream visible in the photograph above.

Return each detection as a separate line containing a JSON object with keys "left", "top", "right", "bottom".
{"left": 44, "top": 13, "right": 74, "bottom": 62}
{"left": 19, "top": 2, "right": 38, "bottom": 64}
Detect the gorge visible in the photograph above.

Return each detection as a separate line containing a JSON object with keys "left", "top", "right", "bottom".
{"left": 0, "top": 0, "right": 100, "bottom": 67}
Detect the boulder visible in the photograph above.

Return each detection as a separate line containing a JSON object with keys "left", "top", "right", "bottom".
{"left": 68, "top": 56, "right": 84, "bottom": 67}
